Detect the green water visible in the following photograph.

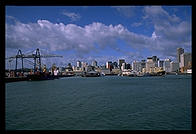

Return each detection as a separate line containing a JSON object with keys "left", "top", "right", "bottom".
{"left": 6, "top": 75, "right": 192, "bottom": 130}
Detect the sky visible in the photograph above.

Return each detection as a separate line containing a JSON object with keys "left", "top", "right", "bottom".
{"left": 5, "top": 6, "right": 192, "bottom": 68}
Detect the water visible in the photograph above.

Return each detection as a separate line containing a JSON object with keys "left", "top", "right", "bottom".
{"left": 6, "top": 75, "right": 192, "bottom": 130}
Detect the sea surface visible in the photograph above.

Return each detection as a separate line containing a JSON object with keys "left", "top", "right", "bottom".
{"left": 6, "top": 75, "right": 192, "bottom": 130}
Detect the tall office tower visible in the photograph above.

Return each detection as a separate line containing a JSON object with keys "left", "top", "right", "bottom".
{"left": 126, "top": 63, "right": 131, "bottom": 69}
{"left": 163, "top": 59, "right": 171, "bottom": 72}
{"left": 141, "top": 60, "right": 146, "bottom": 70}
{"left": 121, "top": 62, "right": 126, "bottom": 70}
{"left": 170, "top": 61, "right": 179, "bottom": 72}
{"left": 81, "top": 62, "right": 88, "bottom": 71}
{"left": 113, "top": 62, "right": 118, "bottom": 69}
{"left": 91, "top": 60, "right": 97, "bottom": 67}
{"left": 118, "top": 59, "right": 125, "bottom": 68}
{"left": 76, "top": 61, "right": 81, "bottom": 68}
{"left": 177, "top": 48, "right": 184, "bottom": 63}
{"left": 158, "top": 60, "right": 164, "bottom": 68}
{"left": 132, "top": 61, "right": 142, "bottom": 72}
{"left": 146, "top": 57, "right": 155, "bottom": 72}
{"left": 106, "top": 61, "right": 112, "bottom": 69}
{"left": 152, "top": 56, "right": 158, "bottom": 67}
{"left": 180, "top": 53, "right": 192, "bottom": 68}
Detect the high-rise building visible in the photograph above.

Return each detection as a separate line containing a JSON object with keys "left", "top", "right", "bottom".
{"left": 170, "top": 61, "right": 179, "bottom": 72}
{"left": 177, "top": 48, "right": 184, "bottom": 63}
{"left": 152, "top": 56, "right": 158, "bottom": 67}
{"left": 118, "top": 59, "right": 125, "bottom": 68}
{"left": 113, "top": 61, "right": 118, "bottom": 69}
{"left": 132, "top": 61, "right": 142, "bottom": 72}
{"left": 81, "top": 62, "right": 88, "bottom": 71}
{"left": 141, "top": 60, "right": 146, "bottom": 69}
{"left": 180, "top": 53, "right": 192, "bottom": 68}
{"left": 126, "top": 63, "right": 131, "bottom": 69}
{"left": 163, "top": 59, "right": 171, "bottom": 72}
{"left": 106, "top": 61, "right": 112, "bottom": 69}
{"left": 121, "top": 62, "right": 126, "bottom": 70}
{"left": 76, "top": 61, "right": 81, "bottom": 68}
{"left": 158, "top": 60, "right": 164, "bottom": 68}
{"left": 146, "top": 57, "right": 155, "bottom": 72}
{"left": 91, "top": 60, "right": 97, "bottom": 67}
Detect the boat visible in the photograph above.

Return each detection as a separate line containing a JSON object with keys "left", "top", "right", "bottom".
{"left": 27, "top": 72, "right": 55, "bottom": 81}
{"left": 81, "top": 71, "right": 100, "bottom": 77}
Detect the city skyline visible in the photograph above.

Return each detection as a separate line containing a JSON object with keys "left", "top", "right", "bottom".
{"left": 6, "top": 6, "right": 192, "bottom": 66}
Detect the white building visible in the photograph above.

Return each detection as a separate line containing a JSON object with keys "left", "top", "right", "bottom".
{"left": 132, "top": 61, "right": 142, "bottom": 72}
{"left": 76, "top": 61, "right": 81, "bottom": 68}
{"left": 121, "top": 62, "right": 126, "bottom": 70}
{"left": 106, "top": 61, "right": 112, "bottom": 69}
{"left": 163, "top": 59, "right": 171, "bottom": 72}
{"left": 170, "top": 61, "right": 179, "bottom": 72}
{"left": 146, "top": 57, "right": 155, "bottom": 72}
{"left": 180, "top": 53, "right": 192, "bottom": 68}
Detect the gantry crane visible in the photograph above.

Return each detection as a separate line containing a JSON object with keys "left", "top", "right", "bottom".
{"left": 6, "top": 48, "right": 63, "bottom": 72}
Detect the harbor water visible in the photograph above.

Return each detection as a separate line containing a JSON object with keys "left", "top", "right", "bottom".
{"left": 6, "top": 75, "right": 192, "bottom": 130}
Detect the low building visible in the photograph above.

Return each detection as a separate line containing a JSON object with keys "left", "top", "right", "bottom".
{"left": 95, "top": 68, "right": 111, "bottom": 75}
{"left": 111, "top": 68, "right": 121, "bottom": 75}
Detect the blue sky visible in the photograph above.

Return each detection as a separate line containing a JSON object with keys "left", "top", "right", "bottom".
{"left": 6, "top": 6, "right": 192, "bottom": 67}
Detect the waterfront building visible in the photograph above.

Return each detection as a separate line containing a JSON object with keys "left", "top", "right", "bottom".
{"left": 91, "top": 60, "right": 97, "bottom": 67}
{"left": 180, "top": 53, "right": 192, "bottom": 68}
{"left": 113, "top": 62, "right": 118, "bottom": 69}
{"left": 118, "top": 59, "right": 125, "bottom": 68}
{"left": 170, "top": 61, "right": 179, "bottom": 72}
{"left": 152, "top": 56, "right": 158, "bottom": 67}
{"left": 126, "top": 63, "right": 131, "bottom": 69}
{"left": 106, "top": 61, "right": 113, "bottom": 69}
{"left": 111, "top": 68, "right": 121, "bottom": 75}
{"left": 163, "top": 59, "right": 171, "bottom": 72}
{"left": 95, "top": 68, "right": 111, "bottom": 75}
{"left": 146, "top": 57, "right": 155, "bottom": 72}
{"left": 85, "top": 65, "right": 95, "bottom": 72}
{"left": 67, "top": 63, "right": 72, "bottom": 68}
{"left": 121, "top": 62, "right": 126, "bottom": 71}
{"left": 177, "top": 48, "right": 184, "bottom": 63}
{"left": 141, "top": 60, "right": 146, "bottom": 70}
{"left": 81, "top": 62, "right": 88, "bottom": 71}
{"left": 132, "top": 61, "right": 142, "bottom": 72}
{"left": 158, "top": 60, "right": 164, "bottom": 68}
{"left": 76, "top": 61, "right": 81, "bottom": 68}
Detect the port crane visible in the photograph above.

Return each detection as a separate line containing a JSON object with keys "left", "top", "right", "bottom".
{"left": 6, "top": 48, "right": 63, "bottom": 72}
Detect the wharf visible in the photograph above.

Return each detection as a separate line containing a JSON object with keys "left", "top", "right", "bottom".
{"left": 5, "top": 77, "right": 28, "bottom": 83}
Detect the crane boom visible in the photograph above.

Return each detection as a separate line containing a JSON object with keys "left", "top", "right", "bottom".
{"left": 5, "top": 48, "right": 63, "bottom": 72}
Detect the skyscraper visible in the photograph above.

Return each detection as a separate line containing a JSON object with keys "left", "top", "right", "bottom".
{"left": 132, "top": 61, "right": 142, "bottom": 72}
{"left": 163, "top": 59, "right": 171, "bottom": 72}
{"left": 170, "top": 61, "right": 179, "bottom": 72}
{"left": 180, "top": 53, "right": 192, "bottom": 68}
{"left": 106, "top": 61, "right": 112, "bottom": 69}
{"left": 91, "top": 60, "right": 97, "bottom": 67}
{"left": 177, "top": 48, "right": 184, "bottom": 63}
{"left": 76, "top": 61, "right": 81, "bottom": 68}
{"left": 118, "top": 59, "right": 125, "bottom": 69}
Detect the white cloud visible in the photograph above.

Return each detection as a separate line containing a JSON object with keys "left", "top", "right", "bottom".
{"left": 6, "top": 12, "right": 191, "bottom": 61}
{"left": 62, "top": 11, "right": 81, "bottom": 21}
{"left": 112, "top": 6, "right": 137, "bottom": 18}
{"left": 143, "top": 6, "right": 191, "bottom": 56}
{"left": 131, "top": 22, "right": 142, "bottom": 27}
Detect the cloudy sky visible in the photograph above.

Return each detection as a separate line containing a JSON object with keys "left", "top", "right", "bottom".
{"left": 6, "top": 6, "right": 192, "bottom": 68}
